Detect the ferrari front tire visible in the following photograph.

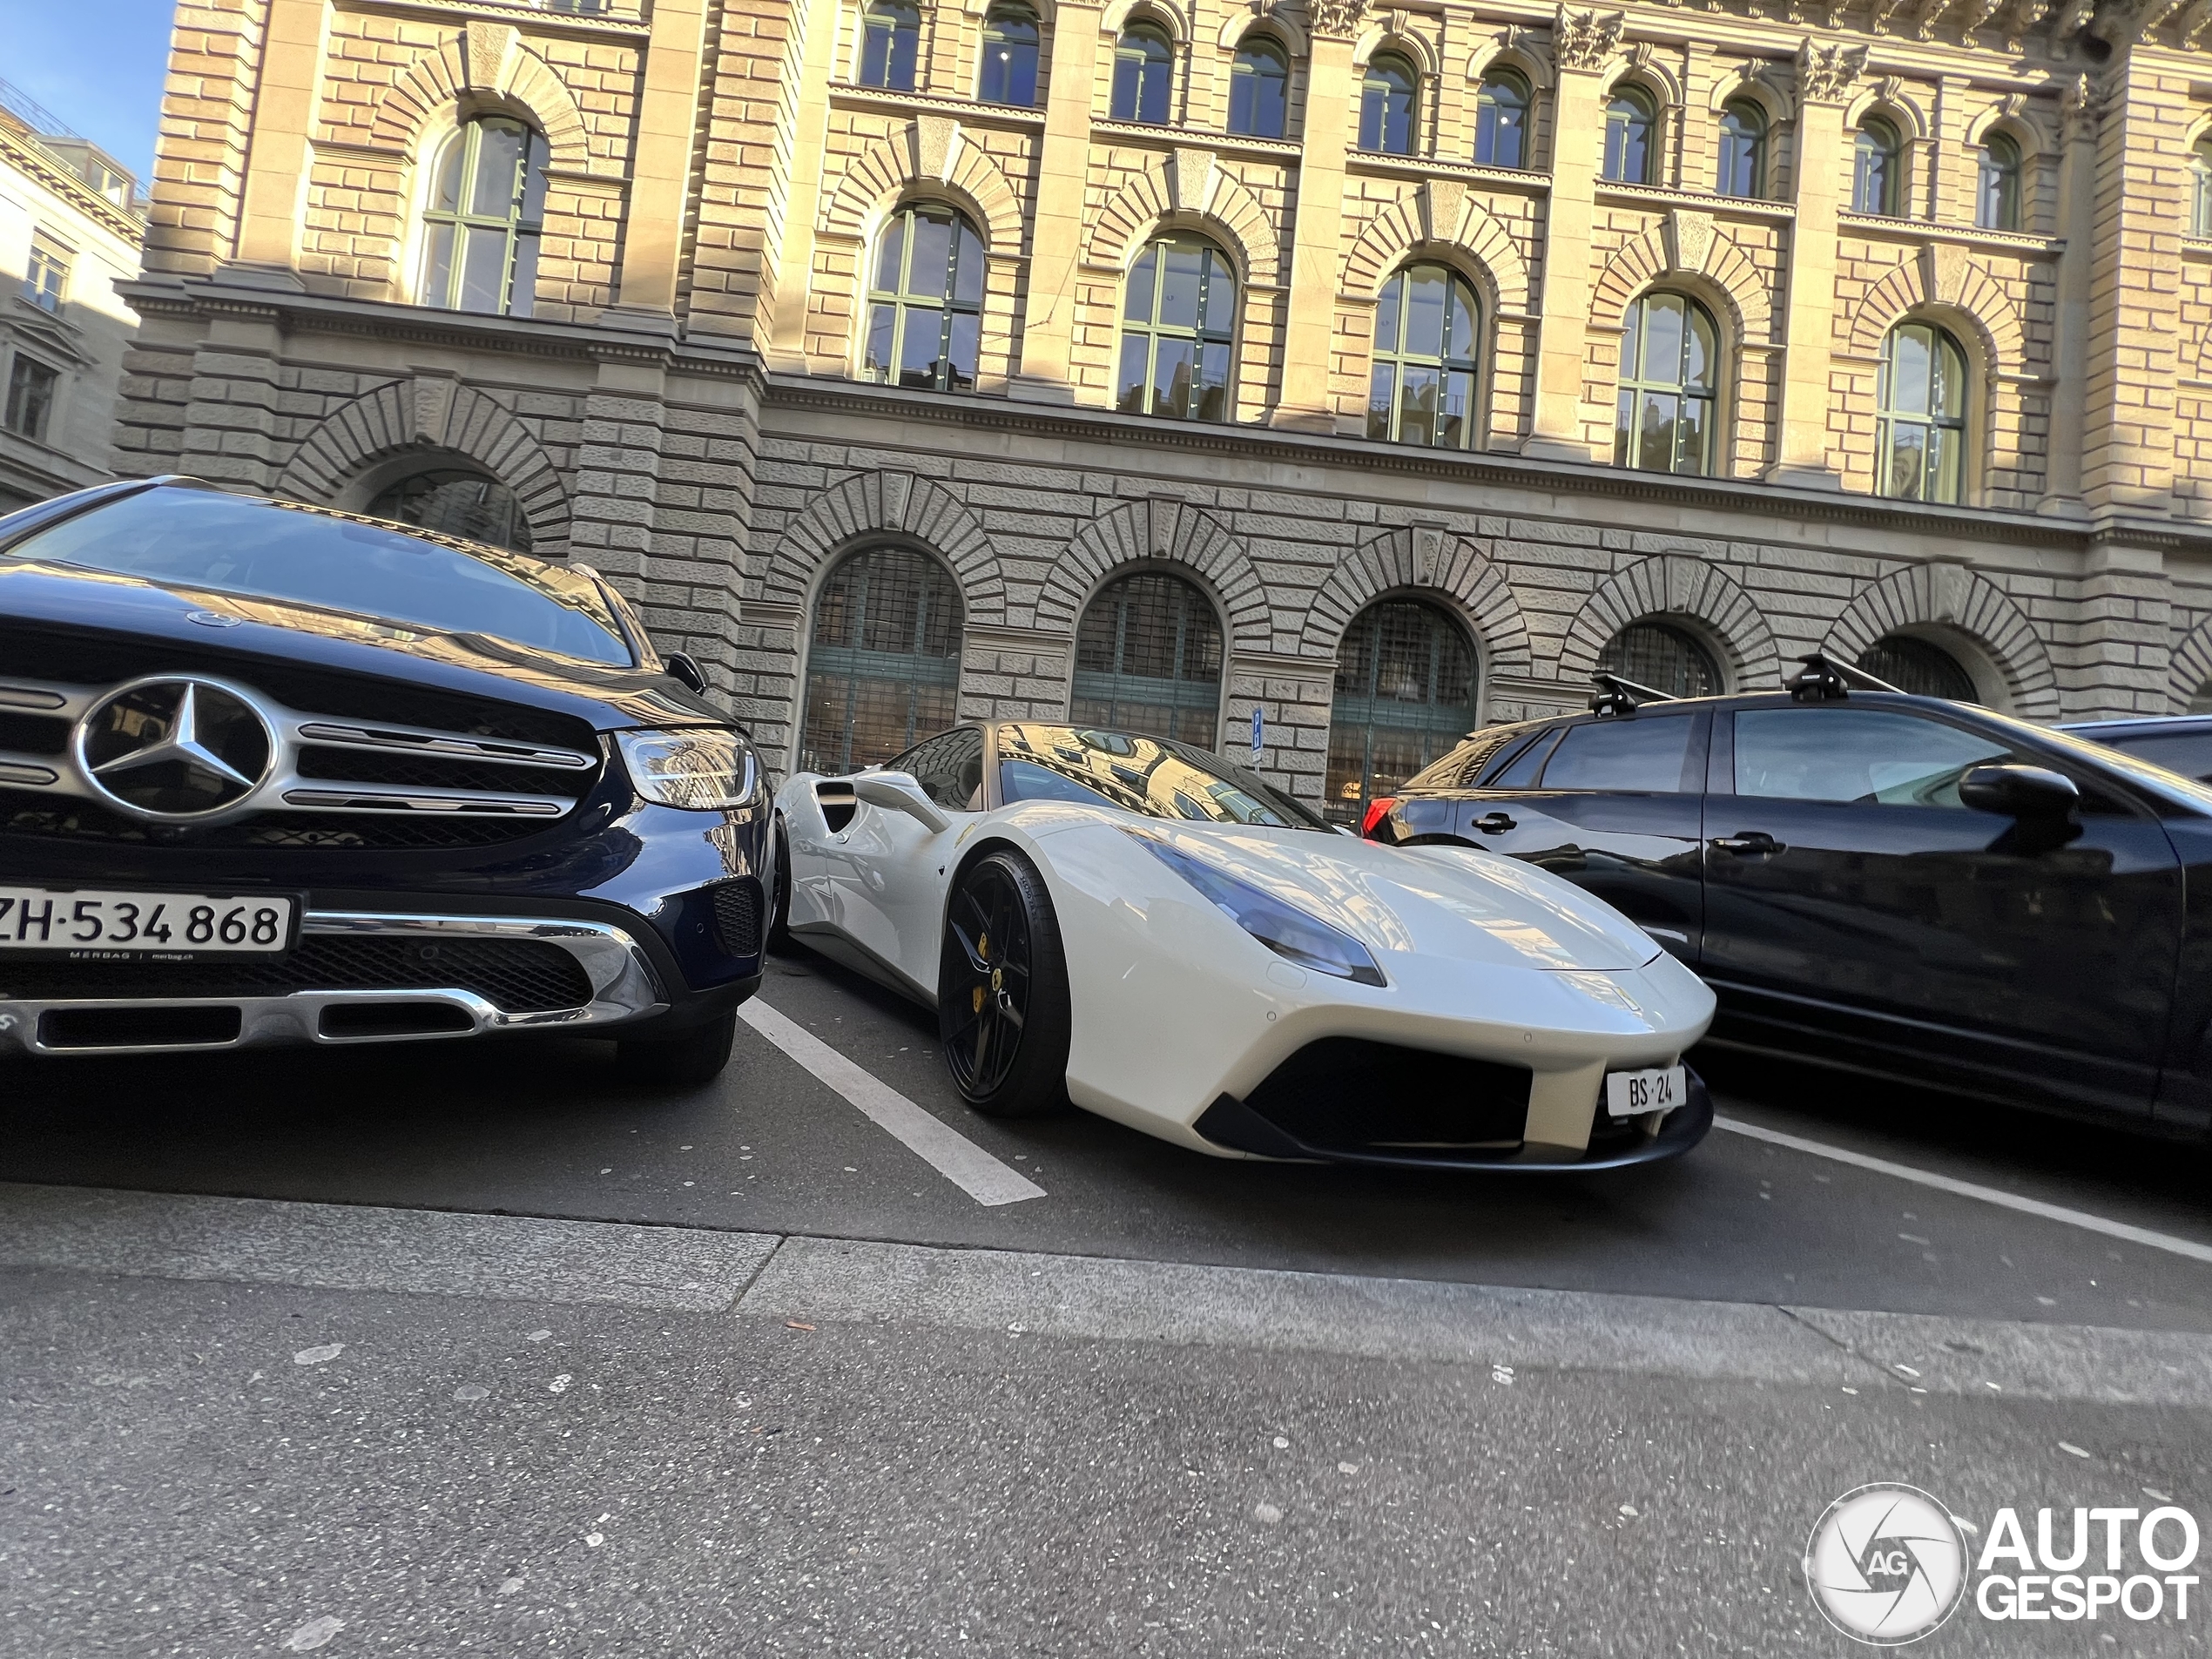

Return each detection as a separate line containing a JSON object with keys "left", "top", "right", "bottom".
{"left": 938, "top": 849, "right": 1071, "bottom": 1117}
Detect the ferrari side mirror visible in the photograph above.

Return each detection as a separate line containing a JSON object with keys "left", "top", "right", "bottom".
{"left": 1959, "top": 763, "right": 2079, "bottom": 819}
{"left": 854, "top": 772, "right": 951, "bottom": 834}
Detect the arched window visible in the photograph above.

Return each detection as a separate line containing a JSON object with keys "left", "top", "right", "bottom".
{"left": 864, "top": 204, "right": 983, "bottom": 393}
{"left": 1976, "top": 132, "right": 2021, "bottom": 231}
{"left": 1716, "top": 100, "right": 1765, "bottom": 199}
{"left": 368, "top": 469, "right": 534, "bottom": 553}
{"left": 1877, "top": 320, "right": 1968, "bottom": 503}
{"left": 1111, "top": 22, "right": 1173, "bottom": 122}
{"left": 1614, "top": 291, "right": 1718, "bottom": 475}
{"left": 1858, "top": 634, "right": 1976, "bottom": 701}
{"left": 1603, "top": 87, "right": 1658, "bottom": 185}
{"left": 1598, "top": 620, "right": 1721, "bottom": 699}
{"left": 1367, "top": 263, "right": 1480, "bottom": 448}
{"left": 1228, "top": 37, "right": 1290, "bottom": 138}
{"left": 1359, "top": 52, "right": 1419, "bottom": 155}
{"left": 419, "top": 116, "right": 548, "bottom": 317}
{"left": 858, "top": 0, "right": 920, "bottom": 90}
{"left": 1474, "top": 70, "right": 1529, "bottom": 169}
{"left": 1325, "top": 598, "right": 1479, "bottom": 826}
{"left": 800, "top": 546, "right": 963, "bottom": 774}
{"left": 1116, "top": 235, "right": 1235, "bottom": 421}
{"left": 1069, "top": 571, "right": 1223, "bottom": 746}
{"left": 979, "top": 3, "right": 1040, "bottom": 105}
{"left": 1853, "top": 118, "right": 1901, "bottom": 215}
{"left": 2190, "top": 136, "right": 2211, "bottom": 238}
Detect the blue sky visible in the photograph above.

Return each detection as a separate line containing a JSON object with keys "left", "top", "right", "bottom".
{"left": 4, "top": 0, "right": 176, "bottom": 184}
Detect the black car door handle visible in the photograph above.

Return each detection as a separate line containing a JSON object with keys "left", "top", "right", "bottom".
{"left": 1473, "top": 812, "right": 1516, "bottom": 834}
{"left": 1710, "top": 832, "right": 1783, "bottom": 855}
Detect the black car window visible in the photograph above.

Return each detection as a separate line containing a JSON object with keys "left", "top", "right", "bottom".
{"left": 893, "top": 726, "right": 985, "bottom": 810}
{"left": 1487, "top": 727, "right": 1561, "bottom": 788}
{"left": 1539, "top": 715, "right": 1697, "bottom": 792}
{"left": 1439, "top": 726, "right": 1530, "bottom": 787}
{"left": 2085, "top": 728, "right": 2212, "bottom": 785}
{"left": 7, "top": 486, "right": 634, "bottom": 665}
{"left": 995, "top": 724, "right": 1332, "bottom": 830}
{"left": 1734, "top": 709, "right": 2011, "bottom": 806}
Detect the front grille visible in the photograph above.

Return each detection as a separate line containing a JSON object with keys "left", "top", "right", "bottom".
{"left": 293, "top": 746, "right": 596, "bottom": 799}
{"left": 0, "top": 935, "right": 595, "bottom": 1014}
{"left": 0, "top": 790, "right": 571, "bottom": 850}
{"left": 0, "top": 711, "right": 68, "bottom": 756}
{"left": 711, "top": 879, "right": 763, "bottom": 958}
{"left": 1238, "top": 1037, "right": 1534, "bottom": 1158}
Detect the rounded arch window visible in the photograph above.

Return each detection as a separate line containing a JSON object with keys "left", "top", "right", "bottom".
{"left": 1111, "top": 21, "right": 1174, "bottom": 123}
{"left": 800, "top": 545, "right": 964, "bottom": 774}
{"left": 979, "top": 3, "right": 1040, "bottom": 105}
{"left": 865, "top": 203, "right": 984, "bottom": 393}
{"left": 859, "top": 0, "right": 920, "bottom": 91}
{"left": 1368, "top": 263, "right": 1480, "bottom": 448}
{"left": 1116, "top": 235, "right": 1236, "bottom": 421}
{"left": 368, "top": 469, "right": 534, "bottom": 553}
{"left": 420, "top": 115, "right": 548, "bottom": 317}
{"left": 1228, "top": 36, "right": 1290, "bottom": 138}
{"left": 1474, "top": 70, "right": 1529, "bottom": 169}
{"left": 1603, "top": 86, "right": 1658, "bottom": 185}
{"left": 2189, "top": 136, "right": 2211, "bottom": 238}
{"left": 1597, "top": 620, "right": 1722, "bottom": 699}
{"left": 1069, "top": 570, "right": 1224, "bottom": 747}
{"left": 1325, "top": 598, "right": 1479, "bottom": 827}
{"left": 1877, "top": 320, "right": 1968, "bottom": 503}
{"left": 1853, "top": 117, "right": 1902, "bottom": 215}
{"left": 1615, "top": 290, "right": 1718, "bottom": 476}
{"left": 1717, "top": 100, "right": 1765, "bottom": 199}
{"left": 1359, "top": 52, "right": 1419, "bottom": 155}
{"left": 1977, "top": 132, "right": 2021, "bottom": 231}
{"left": 1858, "top": 634, "right": 1976, "bottom": 702}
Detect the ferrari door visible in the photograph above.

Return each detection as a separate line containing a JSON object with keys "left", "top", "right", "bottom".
{"left": 834, "top": 727, "right": 983, "bottom": 995}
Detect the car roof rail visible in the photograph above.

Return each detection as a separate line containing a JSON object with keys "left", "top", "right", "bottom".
{"left": 1588, "top": 671, "right": 1676, "bottom": 718}
{"left": 1787, "top": 652, "right": 1905, "bottom": 703}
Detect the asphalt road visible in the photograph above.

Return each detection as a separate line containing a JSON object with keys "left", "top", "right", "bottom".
{"left": 5, "top": 943, "right": 2212, "bottom": 1656}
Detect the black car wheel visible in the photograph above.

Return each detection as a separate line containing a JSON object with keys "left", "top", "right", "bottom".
{"left": 617, "top": 1010, "right": 737, "bottom": 1087}
{"left": 766, "top": 814, "right": 795, "bottom": 954}
{"left": 938, "top": 849, "right": 1070, "bottom": 1117}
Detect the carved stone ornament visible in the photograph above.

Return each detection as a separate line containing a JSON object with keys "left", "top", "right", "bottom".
{"left": 1306, "top": 0, "right": 1367, "bottom": 37}
{"left": 1795, "top": 37, "right": 1869, "bottom": 104}
{"left": 1554, "top": 7, "right": 1627, "bottom": 71}
{"left": 462, "top": 21, "right": 517, "bottom": 95}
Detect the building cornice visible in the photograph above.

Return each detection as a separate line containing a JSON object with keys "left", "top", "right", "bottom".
{"left": 0, "top": 127, "right": 144, "bottom": 246}
{"left": 334, "top": 0, "right": 648, "bottom": 40}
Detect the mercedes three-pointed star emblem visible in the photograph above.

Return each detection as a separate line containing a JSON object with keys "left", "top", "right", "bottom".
{"left": 73, "top": 676, "right": 276, "bottom": 822}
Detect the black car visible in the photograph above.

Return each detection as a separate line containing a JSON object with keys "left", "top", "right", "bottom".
{"left": 1365, "top": 662, "right": 2212, "bottom": 1139}
{"left": 2060, "top": 715, "right": 2212, "bottom": 785}
{"left": 0, "top": 478, "right": 768, "bottom": 1082}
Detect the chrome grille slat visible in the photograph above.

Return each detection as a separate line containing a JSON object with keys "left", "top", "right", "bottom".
{"left": 292, "top": 721, "right": 597, "bottom": 770}
{"left": 281, "top": 785, "right": 570, "bottom": 817}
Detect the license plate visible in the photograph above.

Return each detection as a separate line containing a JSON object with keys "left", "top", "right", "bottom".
{"left": 0, "top": 887, "right": 300, "bottom": 958}
{"left": 1606, "top": 1064, "right": 1687, "bottom": 1118}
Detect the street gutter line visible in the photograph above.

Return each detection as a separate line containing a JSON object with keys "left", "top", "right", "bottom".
{"left": 1713, "top": 1115, "right": 2212, "bottom": 1267}
{"left": 737, "top": 1000, "right": 1046, "bottom": 1207}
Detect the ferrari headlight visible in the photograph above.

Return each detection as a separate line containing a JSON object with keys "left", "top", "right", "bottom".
{"left": 1131, "top": 832, "right": 1386, "bottom": 987}
{"left": 617, "top": 726, "right": 759, "bottom": 813}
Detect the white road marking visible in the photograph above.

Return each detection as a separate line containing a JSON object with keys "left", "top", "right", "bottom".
{"left": 738, "top": 1000, "right": 1045, "bottom": 1207}
{"left": 1713, "top": 1116, "right": 2212, "bottom": 1268}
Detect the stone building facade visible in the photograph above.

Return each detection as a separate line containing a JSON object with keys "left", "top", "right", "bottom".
{"left": 116, "top": 0, "right": 2212, "bottom": 819}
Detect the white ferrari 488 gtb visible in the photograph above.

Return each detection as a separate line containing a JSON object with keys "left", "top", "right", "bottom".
{"left": 769, "top": 724, "right": 1716, "bottom": 1170}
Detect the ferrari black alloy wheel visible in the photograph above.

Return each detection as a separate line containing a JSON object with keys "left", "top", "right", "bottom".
{"left": 938, "top": 848, "right": 1072, "bottom": 1116}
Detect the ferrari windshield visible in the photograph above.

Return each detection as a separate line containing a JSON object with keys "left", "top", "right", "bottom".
{"left": 6, "top": 485, "right": 635, "bottom": 666}
{"left": 995, "top": 724, "right": 1332, "bottom": 831}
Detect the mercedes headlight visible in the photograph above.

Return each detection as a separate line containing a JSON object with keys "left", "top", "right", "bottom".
{"left": 617, "top": 727, "right": 759, "bottom": 813}
{"left": 1130, "top": 831, "right": 1386, "bottom": 987}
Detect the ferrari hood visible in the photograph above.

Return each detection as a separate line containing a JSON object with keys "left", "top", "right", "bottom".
{"left": 1123, "top": 821, "right": 1663, "bottom": 973}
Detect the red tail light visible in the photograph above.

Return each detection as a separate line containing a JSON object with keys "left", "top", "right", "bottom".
{"left": 1360, "top": 796, "right": 1399, "bottom": 840}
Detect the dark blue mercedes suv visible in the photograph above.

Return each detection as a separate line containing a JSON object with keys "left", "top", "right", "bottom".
{"left": 0, "top": 477, "right": 768, "bottom": 1083}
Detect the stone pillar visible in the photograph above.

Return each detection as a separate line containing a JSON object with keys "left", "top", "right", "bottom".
{"left": 1010, "top": 0, "right": 1104, "bottom": 402}
{"left": 761, "top": 0, "right": 840, "bottom": 370}
{"left": 2072, "top": 542, "right": 2173, "bottom": 718}
{"left": 1270, "top": 3, "right": 1363, "bottom": 432}
{"left": 614, "top": 0, "right": 714, "bottom": 318}
{"left": 1764, "top": 37, "right": 1864, "bottom": 489}
{"left": 230, "top": 0, "right": 329, "bottom": 273}
{"left": 1520, "top": 7, "right": 1622, "bottom": 463}
{"left": 2041, "top": 77, "right": 2097, "bottom": 516}
{"left": 179, "top": 306, "right": 287, "bottom": 490}
{"left": 570, "top": 352, "right": 671, "bottom": 598}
